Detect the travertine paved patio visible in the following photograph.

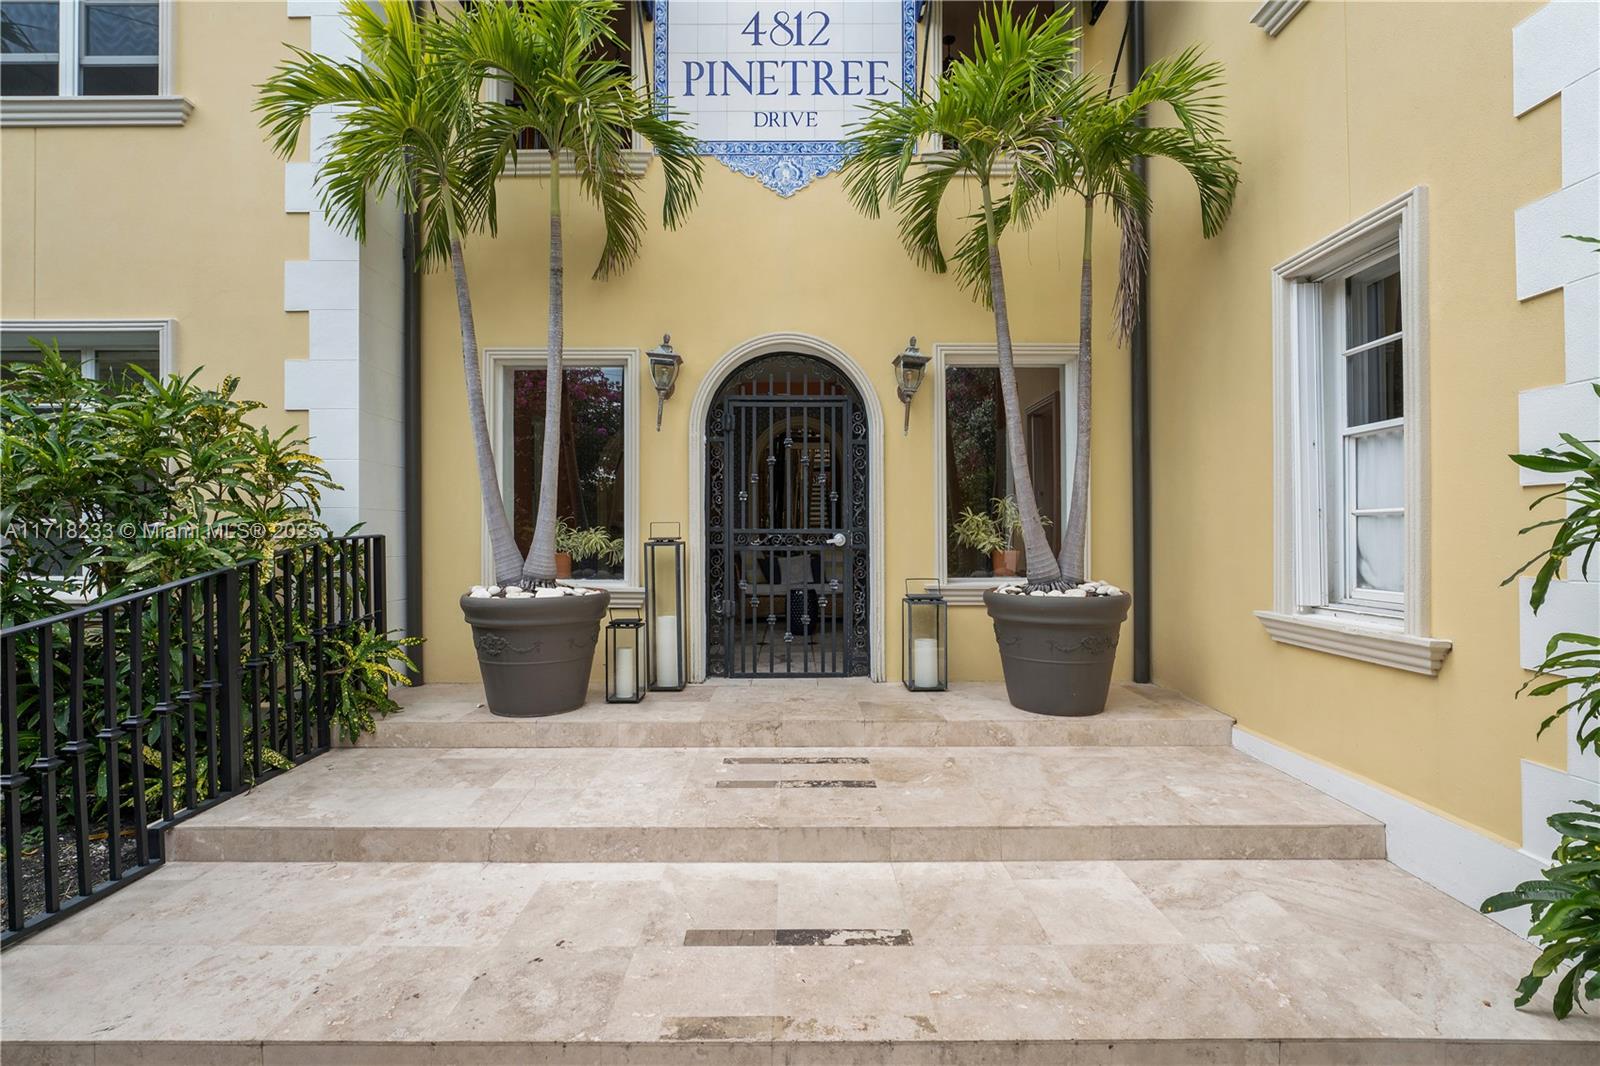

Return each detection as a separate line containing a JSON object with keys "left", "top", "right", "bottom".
{"left": 3, "top": 681, "right": 1596, "bottom": 1063}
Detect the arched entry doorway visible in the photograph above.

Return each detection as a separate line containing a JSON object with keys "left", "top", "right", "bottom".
{"left": 703, "top": 352, "right": 871, "bottom": 678}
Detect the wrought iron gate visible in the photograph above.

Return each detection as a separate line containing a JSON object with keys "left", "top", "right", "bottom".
{"left": 706, "top": 353, "right": 869, "bottom": 677}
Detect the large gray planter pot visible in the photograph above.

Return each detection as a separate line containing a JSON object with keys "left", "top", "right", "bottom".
{"left": 983, "top": 588, "right": 1130, "bottom": 717}
{"left": 460, "top": 590, "right": 610, "bottom": 717}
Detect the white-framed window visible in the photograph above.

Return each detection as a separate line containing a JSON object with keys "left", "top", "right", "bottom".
{"left": 1257, "top": 187, "right": 1452, "bottom": 675}
{"left": 0, "top": 0, "right": 187, "bottom": 126}
{"left": 486, "top": 347, "right": 642, "bottom": 605}
{"left": 932, "top": 342, "right": 1077, "bottom": 605}
{"left": 491, "top": 1, "right": 653, "bottom": 175}
{"left": 0, "top": 318, "right": 171, "bottom": 386}
{"left": 920, "top": 2, "right": 1085, "bottom": 157}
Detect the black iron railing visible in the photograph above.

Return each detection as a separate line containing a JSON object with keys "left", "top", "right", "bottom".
{"left": 0, "top": 535, "right": 385, "bottom": 947}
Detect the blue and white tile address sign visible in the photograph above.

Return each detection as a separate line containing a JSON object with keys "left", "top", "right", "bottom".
{"left": 653, "top": 1, "right": 918, "bottom": 196}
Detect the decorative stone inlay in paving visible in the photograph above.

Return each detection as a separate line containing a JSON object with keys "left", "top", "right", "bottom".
{"left": 724, "top": 756, "right": 873, "bottom": 764}
{"left": 682, "top": 928, "right": 914, "bottom": 946}
{"left": 715, "top": 779, "right": 879, "bottom": 788}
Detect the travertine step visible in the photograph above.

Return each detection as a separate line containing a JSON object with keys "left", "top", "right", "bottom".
{"left": 368, "top": 680, "right": 1233, "bottom": 749}
{"left": 3, "top": 859, "right": 1592, "bottom": 1064}
{"left": 168, "top": 745, "right": 1384, "bottom": 863}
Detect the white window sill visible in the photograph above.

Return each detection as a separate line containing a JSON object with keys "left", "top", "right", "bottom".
{"left": 918, "top": 149, "right": 1017, "bottom": 176}
{"left": 507, "top": 149, "right": 652, "bottom": 177}
{"left": 574, "top": 584, "right": 643, "bottom": 609}
{"left": 930, "top": 579, "right": 1023, "bottom": 606}
{"left": 1255, "top": 609, "right": 1452, "bottom": 676}
{"left": 0, "top": 95, "right": 193, "bottom": 127}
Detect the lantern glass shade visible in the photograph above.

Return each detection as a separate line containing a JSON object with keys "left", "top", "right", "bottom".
{"left": 647, "top": 335, "right": 682, "bottom": 396}
{"left": 892, "top": 338, "right": 929, "bottom": 404}
{"left": 897, "top": 356, "right": 925, "bottom": 394}
{"left": 902, "top": 584, "right": 948, "bottom": 692}
{"left": 646, "top": 523, "right": 686, "bottom": 691}
{"left": 605, "top": 611, "right": 647, "bottom": 703}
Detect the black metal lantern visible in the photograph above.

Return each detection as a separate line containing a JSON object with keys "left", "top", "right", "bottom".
{"left": 605, "top": 609, "right": 647, "bottom": 703}
{"left": 645, "top": 521, "right": 686, "bottom": 690}
{"left": 647, "top": 334, "right": 683, "bottom": 431}
{"left": 892, "top": 336, "right": 929, "bottom": 435}
{"left": 902, "top": 579, "right": 948, "bottom": 692}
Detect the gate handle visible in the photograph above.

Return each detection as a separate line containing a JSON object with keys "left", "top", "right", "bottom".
{"left": 827, "top": 533, "right": 846, "bottom": 547}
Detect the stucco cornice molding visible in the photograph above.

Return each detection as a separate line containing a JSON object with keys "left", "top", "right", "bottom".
{"left": 0, "top": 96, "right": 192, "bottom": 127}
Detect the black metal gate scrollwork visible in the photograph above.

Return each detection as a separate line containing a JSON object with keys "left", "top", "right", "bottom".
{"left": 706, "top": 353, "right": 869, "bottom": 678}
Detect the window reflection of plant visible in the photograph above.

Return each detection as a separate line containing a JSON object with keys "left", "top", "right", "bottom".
{"left": 946, "top": 367, "right": 1006, "bottom": 576}
{"left": 514, "top": 366, "right": 625, "bottom": 561}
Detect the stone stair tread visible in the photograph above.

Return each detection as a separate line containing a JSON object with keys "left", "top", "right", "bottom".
{"left": 4, "top": 858, "right": 1591, "bottom": 1062}
{"left": 167, "top": 745, "right": 1383, "bottom": 863}
{"left": 366, "top": 680, "right": 1234, "bottom": 748}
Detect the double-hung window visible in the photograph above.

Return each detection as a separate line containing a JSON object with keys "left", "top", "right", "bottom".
{"left": 2, "top": 0, "right": 160, "bottom": 96}
{"left": 1328, "top": 249, "right": 1405, "bottom": 612}
{"left": 1259, "top": 188, "right": 1451, "bottom": 675}
{"left": 0, "top": 1, "right": 185, "bottom": 125}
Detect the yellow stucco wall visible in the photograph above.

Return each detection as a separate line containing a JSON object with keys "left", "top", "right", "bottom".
{"left": 419, "top": 11, "right": 1137, "bottom": 685}
{"left": 1, "top": 1, "right": 308, "bottom": 437}
{"left": 1141, "top": 0, "right": 1567, "bottom": 845}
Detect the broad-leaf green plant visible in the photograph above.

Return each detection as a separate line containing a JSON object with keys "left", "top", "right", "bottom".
{"left": 1483, "top": 801, "right": 1600, "bottom": 1019}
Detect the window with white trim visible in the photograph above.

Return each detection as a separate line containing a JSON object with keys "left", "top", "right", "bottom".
{"left": 1326, "top": 248, "right": 1405, "bottom": 613}
{"left": 1258, "top": 188, "right": 1451, "bottom": 675}
{"left": 1, "top": 0, "right": 165, "bottom": 97}
{"left": 1, "top": 321, "right": 168, "bottom": 389}
{"left": 933, "top": 343, "right": 1076, "bottom": 603}
{"left": 488, "top": 349, "right": 641, "bottom": 601}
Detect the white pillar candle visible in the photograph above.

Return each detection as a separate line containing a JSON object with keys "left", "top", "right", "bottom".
{"left": 614, "top": 646, "right": 636, "bottom": 700}
{"left": 653, "top": 614, "right": 680, "bottom": 688}
{"left": 912, "top": 637, "right": 939, "bottom": 690}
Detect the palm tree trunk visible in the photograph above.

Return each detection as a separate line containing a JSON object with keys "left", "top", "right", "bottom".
{"left": 523, "top": 158, "right": 565, "bottom": 586}
{"left": 1059, "top": 201, "right": 1093, "bottom": 582}
{"left": 982, "top": 181, "right": 1061, "bottom": 586}
{"left": 449, "top": 237, "right": 524, "bottom": 586}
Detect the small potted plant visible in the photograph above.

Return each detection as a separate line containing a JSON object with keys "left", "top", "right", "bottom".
{"left": 555, "top": 521, "right": 625, "bottom": 579}
{"left": 951, "top": 497, "right": 1040, "bottom": 577}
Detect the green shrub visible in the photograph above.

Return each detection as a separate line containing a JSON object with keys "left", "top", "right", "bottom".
{"left": 1483, "top": 802, "right": 1600, "bottom": 1019}
{"left": 1, "top": 344, "right": 335, "bottom": 626}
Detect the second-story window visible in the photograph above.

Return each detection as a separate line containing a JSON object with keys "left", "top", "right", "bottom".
{"left": 0, "top": 0, "right": 161, "bottom": 98}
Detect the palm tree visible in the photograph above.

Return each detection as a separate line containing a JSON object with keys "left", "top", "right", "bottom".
{"left": 1052, "top": 49, "right": 1239, "bottom": 580}
{"left": 450, "top": 0, "right": 701, "bottom": 588}
{"left": 256, "top": 0, "right": 527, "bottom": 585}
{"left": 842, "top": 1, "right": 1080, "bottom": 586}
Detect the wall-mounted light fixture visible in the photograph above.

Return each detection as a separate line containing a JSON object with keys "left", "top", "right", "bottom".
{"left": 892, "top": 336, "right": 929, "bottom": 435}
{"left": 646, "top": 334, "right": 682, "bottom": 431}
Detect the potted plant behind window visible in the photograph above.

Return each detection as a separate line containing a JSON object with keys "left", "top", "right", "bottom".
{"left": 843, "top": 3, "right": 1236, "bottom": 715}
{"left": 259, "top": 0, "right": 700, "bottom": 717}
{"left": 951, "top": 497, "right": 1042, "bottom": 577}
{"left": 555, "top": 521, "right": 625, "bottom": 579}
